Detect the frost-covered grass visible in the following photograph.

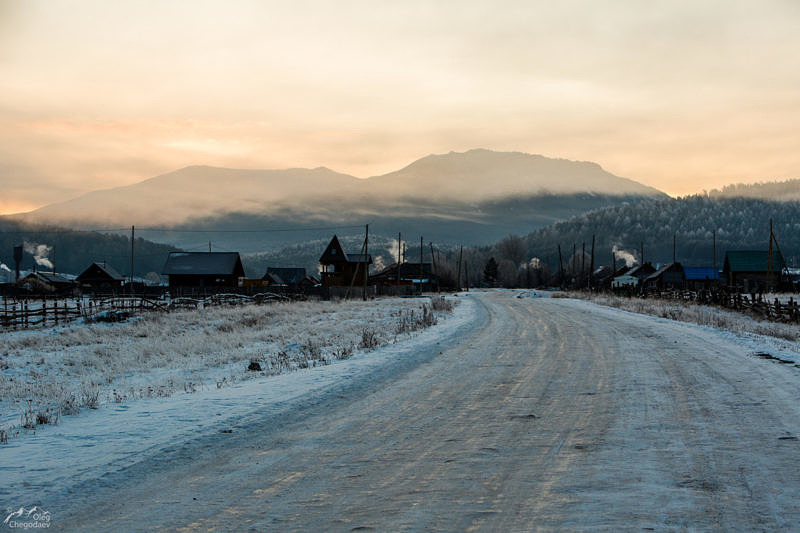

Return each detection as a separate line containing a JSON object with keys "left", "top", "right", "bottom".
{"left": 0, "top": 296, "right": 456, "bottom": 440}
{"left": 558, "top": 291, "right": 800, "bottom": 342}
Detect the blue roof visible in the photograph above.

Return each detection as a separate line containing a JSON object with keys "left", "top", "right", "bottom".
{"left": 684, "top": 267, "right": 719, "bottom": 281}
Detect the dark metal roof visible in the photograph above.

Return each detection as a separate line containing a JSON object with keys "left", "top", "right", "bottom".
{"left": 645, "top": 262, "right": 684, "bottom": 282}
{"left": 25, "top": 272, "right": 73, "bottom": 285}
{"left": 320, "top": 235, "right": 372, "bottom": 264}
{"left": 263, "top": 272, "right": 284, "bottom": 285}
{"left": 684, "top": 267, "right": 720, "bottom": 281}
{"left": 627, "top": 263, "right": 656, "bottom": 278}
{"left": 346, "top": 253, "right": 373, "bottom": 263}
{"left": 162, "top": 252, "right": 244, "bottom": 276}
{"left": 77, "top": 262, "right": 125, "bottom": 282}
{"left": 370, "top": 262, "right": 433, "bottom": 281}
{"left": 724, "top": 251, "right": 785, "bottom": 273}
{"left": 265, "top": 267, "right": 307, "bottom": 285}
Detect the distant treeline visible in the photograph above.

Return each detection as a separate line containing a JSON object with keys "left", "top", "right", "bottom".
{"left": 709, "top": 179, "right": 800, "bottom": 202}
{"left": 0, "top": 220, "right": 178, "bottom": 277}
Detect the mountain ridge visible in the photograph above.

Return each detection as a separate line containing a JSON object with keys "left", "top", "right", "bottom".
{"left": 10, "top": 149, "right": 665, "bottom": 228}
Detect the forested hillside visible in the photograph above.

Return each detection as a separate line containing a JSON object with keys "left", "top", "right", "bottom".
{"left": 0, "top": 220, "right": 179, "bottom": 279}
{"left": 523, "top": 196, "right": 800, "bottom": 269}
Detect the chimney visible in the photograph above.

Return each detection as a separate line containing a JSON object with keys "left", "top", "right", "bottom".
{"left": 13, "top": 245, "right": 22, "bottom": 281}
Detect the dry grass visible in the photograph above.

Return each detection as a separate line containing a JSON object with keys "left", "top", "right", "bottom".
{"left": 563, "top": 291, "right": 800, "bottom": 342}
{"left": 0, "top": 296, "right": 457, "bottom": 439}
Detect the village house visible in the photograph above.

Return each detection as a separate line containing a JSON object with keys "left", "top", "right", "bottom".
{"left": 318, "top": 236, "right": 372, "bottom": 287}
{"left": 369, "top": 262, "right": 436, "bottom": 292}
{"left": 76, "top": 262, "right": 126, "bottom": 289}
{"left": 17, "top": 271, "right": 75, "bottom": 294}
{"left": 613, "top": 262, "right": 655, "bottom": 290}
{"left": 263, "top": 267, "right": 308, "bottom": 288}
{"left": 162, "top": 252, "right": 245, "bottom": 288}
{"left": 723, "top": 250, "right": 786, "bottom": 291}
{"left": 643, "top": 262, "right": 686, "bottom": 290}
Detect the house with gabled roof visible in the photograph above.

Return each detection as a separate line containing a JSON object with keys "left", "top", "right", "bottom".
{"left": 643, "top": 262, "right": 685, "bottom": 290}
{"left": 318, "top": 235, "right": 372, "bottom": 287}
{"left": 18, "top": 271, "right": 75, "bottom": 293}
{"left": 162, "top": 252, "right": 245, "bottom": 288}
{"left": 723, "top": 250, "right": 786, "bottom": 290}
{"left": 76, "top": 262, "right": 125, "bottom": 289}
{"left": 263, "top": 267, "right": 307, "bottom": 288}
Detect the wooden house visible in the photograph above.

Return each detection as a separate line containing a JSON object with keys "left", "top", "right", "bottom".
{"left": 591, "top": 265, "right": 616, "bottom": 289}
{"left": 263, "top": 267, "right": 307, "bottom": 288}
{"left": 162, "top": 252, "right": 245, "bottom": 288}
{"left": 627, "top": 262, "right": 656, "bottom": 281}
{"left": 76, "top": 262, "right": 125, "bottom": 289}
{"left": 612, "top": 274, "right": 639, "bottom": 290}
{"left": 18, "top": 271, "right": 75, "bottom": 293}
{"left": 369, "top": 262, "right": 435, "bottom": 290}
{"left": 723, "top": 250, "right": 786, "bottom": 291}
{"left": 643, "top": 262, "right": 685, "bottom": 290}
{"left": 684, "top": 267, "right": 719, "bottom": 290}
{"left": 319, "top": 236, "right": 372, "bottom": 287}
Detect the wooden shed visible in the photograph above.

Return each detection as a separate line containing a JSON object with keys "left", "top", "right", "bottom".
{"left": 318, "top": 236, "right": 372, "bottom": 287}
{"left": 162, "top": 252, "right": 245, "bottom": 288}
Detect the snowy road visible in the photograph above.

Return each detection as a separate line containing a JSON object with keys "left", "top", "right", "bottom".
{"left": 56, "top": 291, "right": 800, "bottom": 531}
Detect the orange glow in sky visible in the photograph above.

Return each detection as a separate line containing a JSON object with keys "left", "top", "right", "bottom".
{"left": 2, "top": 0, "right": 800, "bottom": 213}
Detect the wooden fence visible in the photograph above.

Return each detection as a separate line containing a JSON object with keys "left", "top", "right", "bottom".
{"left": 641, "top": 288, "right": 800, "bottom": 323}
{"left": 1, "top": 292, "right": 291, "bottom": 330}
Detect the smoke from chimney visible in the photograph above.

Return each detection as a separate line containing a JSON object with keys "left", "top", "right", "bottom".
{"left": 23, "top": 241, "right": 54, "bottom": 270}
{"left": 612, "top": 245, "right": 637, "bottom": 267}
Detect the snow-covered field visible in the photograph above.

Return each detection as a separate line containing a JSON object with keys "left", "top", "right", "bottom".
{"left": 0, "top": 294, "right": 472, "bottom": 508}
{"left": 0, "top": 296, "right": 457, "bottom": 439}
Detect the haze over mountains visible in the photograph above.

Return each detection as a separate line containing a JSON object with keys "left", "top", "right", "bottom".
{"left": 4, "top": 150, "right": 799, "bottom": 278}
{"left": 10, "top": 150, "right": 665, "bottom": 252}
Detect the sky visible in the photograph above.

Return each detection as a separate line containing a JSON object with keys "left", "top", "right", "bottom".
{"left": 1, "top": 0, "right": 800, "bottom": 214}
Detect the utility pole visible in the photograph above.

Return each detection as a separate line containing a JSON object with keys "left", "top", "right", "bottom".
{"left": 457, "top": 245, "right": 463, "bottom": 291}
{"left": 464, "top": 260, "right": 470, "bottom": 291}
{"left": 130, "top": 225, "right": 135, "bottom": 293}
{"left": 397, "top": 232, "right": 402, "bottom": 288}
{"left": 52, "top": 246, "right": 56, "bottom": 274}
{"left": 430, "top": 242, "right": 439, "bottom": 293}
{"left": 581, "top": 242, "right": 585, "bottom": 288}
{"left": 768, "top": 218, "right": 774, "bottom": 290}
{"left": 572, "top": 243, "right": 576, "bottom": 276}
{"left": 420, "top": 235, "right": 424, "bottom": 292}
{"left": 673, "top": 232, "right": 676, "bottom": 263}
{"left": 209, "top": 241, "right": 212, "bottom": 253}
{"left": 589, "top": 235, "right": 595, "bottom": 288}
{"left": 363, "top": 224, "right": 369, "bottom": 301}
{"left": 557, "top": 244, "right": 564, "bottom": 287}
{"left": 612, "top": 248, "right": 617, "bottom": 275}
{"left": 713, "top": 230, "right": 717, "bottom": 280}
